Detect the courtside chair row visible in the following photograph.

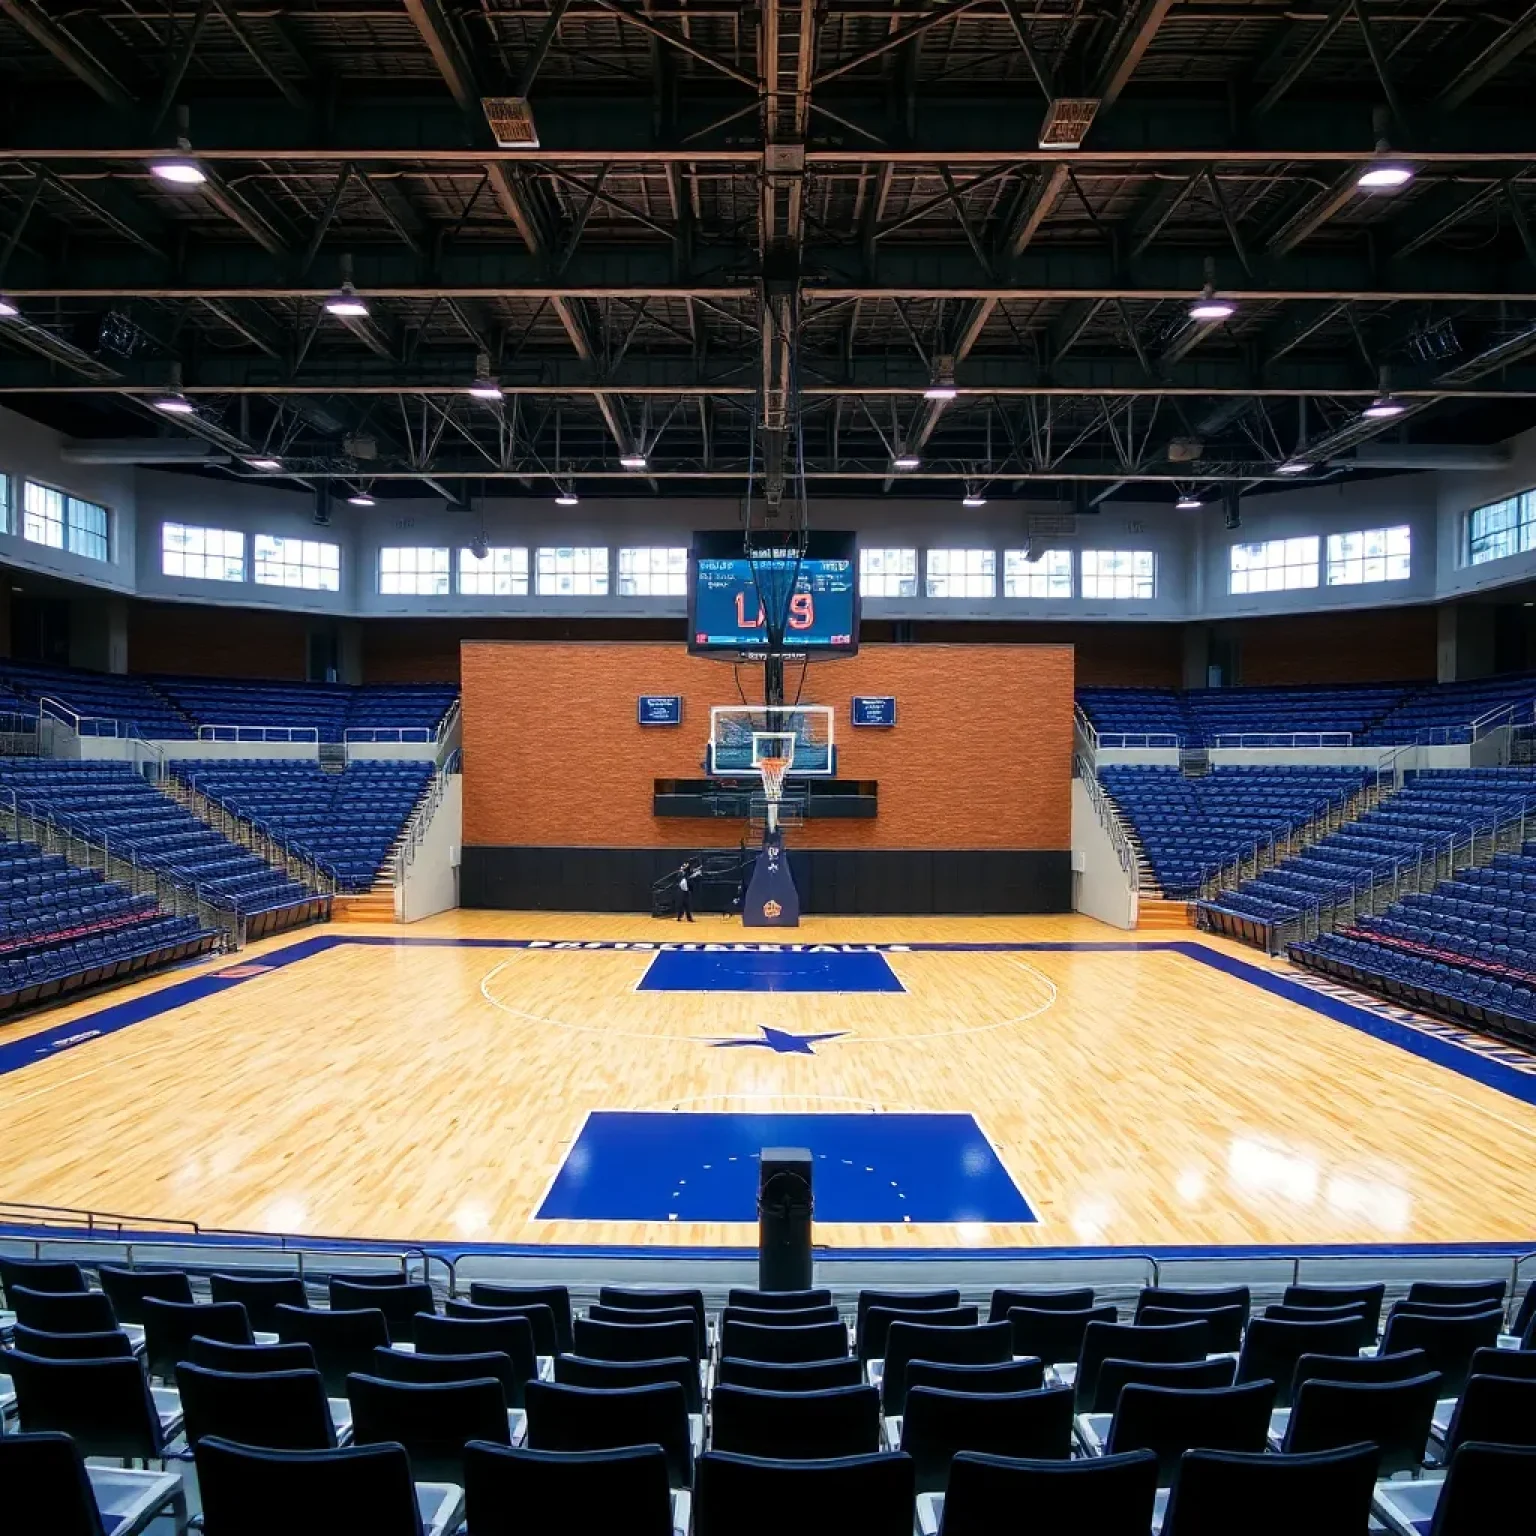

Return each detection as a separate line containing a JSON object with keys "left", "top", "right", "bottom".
{"left": 3, "top": 1266, "right": 1533, "bottom": 1534}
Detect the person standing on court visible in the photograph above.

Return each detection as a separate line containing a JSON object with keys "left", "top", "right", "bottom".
{"left": 675, "top": 860, "right": 695, "bottom": 922}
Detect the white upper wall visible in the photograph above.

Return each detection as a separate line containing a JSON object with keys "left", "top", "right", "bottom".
{"left": 3, "top": 400, "right": 1536, "bottom": 622}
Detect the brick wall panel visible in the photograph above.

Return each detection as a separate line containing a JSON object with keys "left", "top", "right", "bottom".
{"left": 462, "top": 641, "right": 1073, "bottom": 850}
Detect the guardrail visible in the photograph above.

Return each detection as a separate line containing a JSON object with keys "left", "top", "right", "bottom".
{"left": 392, "top": 766, "right": 454, "bottom": 892}
{"left": 1200, "top": 798, "right": 1536, "bottom": 955}
{"left": 1093, "top": 730, "right": 1184, "bottom": 749}
{"left": 0, "top": 787, "right": 242, "bottom": 950}
{"left": 1209, "top": 731, "right": 1355, "bottom": 749}
{"left": 195, "top": 724, "right": 321, "bottom": 744}
{"left": 168, "top": 770, "right": 338, "bottom": 899}
{"left": 1186, "top": 769, "right": 1394, "bottom": 906}
{"left": 343, "top": 726, "right": 433, "bottom": 744}
{"left": 1074, "top": 752, "right": 1137, "bottom": 881}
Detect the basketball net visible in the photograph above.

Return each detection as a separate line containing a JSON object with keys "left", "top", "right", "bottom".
{"left": 758, "top": 755, "right": 791, "bottom": 834}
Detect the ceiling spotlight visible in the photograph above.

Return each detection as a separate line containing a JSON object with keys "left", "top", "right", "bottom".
{"left": 347, "top": 490, "right": 376, "bottom": 507}
{"left": 1362, "top": 394, "right": 1407, "bottom": 419}
{"left": 150, "top": 133, "right": 206, "bottom": 186}
{"left": 1189, "top": 285, "right": 1236, "bottom": 322}
{"left": 555, "top": 487, "right": 579, "bottom": 506}
{"left": 246, "top": 457, "right": 282, "bottom": 471}
{"left": 467, "top": 376, "right": 503, "bottom": 401}
{"left": 151, "top": 391, "right": 196, "bottom": 415}
{"left": 962, "top": 492, "right": 987, "bottom": 507}
{"left": 1275, "top": 459, "right": 1311, "bottom": 475}
{"left": 325, "top": 283, "right": 370, "bottom": 318}
{"left": 0, "top": 295, "right": 18, "bottom": 319}
{"left": 892, "top": 451, "right": 920, "bottom": 470}
{"left": 1177, "top": 494, "right": 1202, "bottom": 510}
{"left": 925, "top": 381, "right": 959, "bottom": 401}
{"left": 1357, "top": 163, "right": 1413, "bottom": 191}
{"left": 619, "top": 452, "right": 648, "bottom": 470}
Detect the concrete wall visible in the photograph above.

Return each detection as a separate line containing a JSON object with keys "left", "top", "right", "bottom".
{"left": 1071, "top": 778, "right": 1137, "bottom": 929}
{"left": 399, "top": 775, "right": 462, "bottom": 922}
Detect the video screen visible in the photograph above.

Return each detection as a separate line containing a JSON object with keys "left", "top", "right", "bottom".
{"left": 688, "top": 531, "right": 859, "bottom": 656}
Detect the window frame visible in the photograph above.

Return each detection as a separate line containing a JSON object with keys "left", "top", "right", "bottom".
{"left": 1002, "top": 547, "right": 1074, "bottom": 599}
{"left": 161, "top": 520, "right": 245, "bottom": 583}
{"left": 1081, "top": 548, "right": 1156, "bottom": 601}
{"left": 616, "top": 546, "right": 688, "bottom": 597}
{"left": 253, "top": 533, "right": 341, "bottom": 592}
{"left": 535, "top": 545, "right": 610, "bottom": 596}
{"left": 378, "top": 545, "right": 451, "bottom": 596}
{"left": 1467, "top": 492, "right": 1536, "bottom": 566}
{"left": 1227, "top": 536, "right": 1320, "bottom": 595}
{"left": 458, "top": 545, "right": 530, "bottom": 596}
{"left": 925, "top": 547, "right": 997, "bottom": 599}
{"left": 859, "top": 546, "right": 919, "bottom": 598}
{"left": 1325, "top": 524, "right": 1411, "bottom": 586}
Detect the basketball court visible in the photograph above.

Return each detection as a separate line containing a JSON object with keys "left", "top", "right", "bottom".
{"left": 1, "top": 909, "right": 1533, "bottom": 1257}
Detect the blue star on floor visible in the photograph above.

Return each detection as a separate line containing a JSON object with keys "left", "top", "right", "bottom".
{"left": 709, "top": 1025, "right": 850, "bottom": 1055}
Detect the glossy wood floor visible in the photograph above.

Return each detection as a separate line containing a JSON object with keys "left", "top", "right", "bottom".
{"left": 1, "top": 910, "right": 1534, "bottom": 1251}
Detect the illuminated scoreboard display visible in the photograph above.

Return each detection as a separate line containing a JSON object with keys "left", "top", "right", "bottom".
{"left": 688, "top": 531, "right": 860, "bottom": 656}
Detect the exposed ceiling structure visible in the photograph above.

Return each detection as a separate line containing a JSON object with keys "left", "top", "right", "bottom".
{"left": 1, "top": 0, "right": 1536, "bottom": 505}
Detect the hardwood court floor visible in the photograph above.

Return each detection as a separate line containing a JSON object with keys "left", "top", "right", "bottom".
{"left": 0, "top": 910, "right": 1534, "bottom": 1253}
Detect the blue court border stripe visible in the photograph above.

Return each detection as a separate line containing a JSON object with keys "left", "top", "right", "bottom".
{"left": 4, "top": 933, "right": 1534, "bottom": 1109}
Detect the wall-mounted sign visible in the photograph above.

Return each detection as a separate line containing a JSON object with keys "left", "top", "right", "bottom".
{"left": 637, "top": 695, "right": 684, "bottom": 726}
{"left": 851, "top": 696, "right": 897, "bottom": 727}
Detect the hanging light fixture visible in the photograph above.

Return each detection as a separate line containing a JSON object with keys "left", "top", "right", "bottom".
{"left": 246, "top": 457, "right": 282, "bottom": 472}
{"left": 325, "top": 283, "right": 369, "bottom": 318}
{"left": 1275, "top": 459, "right": 1311, "bottom": 475}
{"left": 466, "top": 353, "right": 503, "bottom": 400}
{"left": 1362, "top": 395, "right": 1407, "bottom": 419}
{"left": 619, "top": 450, "right": 648, "bottom": 470}
{"left": 347, "top": 489, "right": 376, "bottom": 507}
{"left": 151, "top": 364, "right": 195, "bottom": 414}
{"left": 0, "top": 296, "right": 20, "bottom": 319}
{"left": 1189, "top": 285, "right": 1236, "bottom": 322}
{"left": 1177, "top": 493, "right": 1202, "bottom": 510}
{"left": 150, "top": 111, "right": 206, "bottom": 186}
{"left": 555, "top": 486, "right": 579, "bottom": 506}
{"left": 892, "top": 450, "right": 920, "bottom": 470}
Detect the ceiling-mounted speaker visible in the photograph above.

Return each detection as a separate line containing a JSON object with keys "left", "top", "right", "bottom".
{"left": 482, "top": 97, "right": 538, "bottom": 147}
{"left": 1223, "top": 484, "right": 1241, "bottom": 530}
{"left": 469, "top": 533, "right": 489, "bottom": 561}
{"left": 1038, "top": 98, "right": 1100, "bottom": 149}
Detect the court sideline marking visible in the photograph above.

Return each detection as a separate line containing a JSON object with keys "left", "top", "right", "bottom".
{"left": 0, "top": 934, "right": 1533, "bottom": 1111}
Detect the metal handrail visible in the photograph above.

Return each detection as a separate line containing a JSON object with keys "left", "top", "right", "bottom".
{"left": 1209, "top": 731, "right": 1354, "bottom": 749}
{"left": 392, "top": 766, "right": 453, "bottom": 886}
{"left": 195, "top": 723, "right": 321, "bottom": 744}
{"left": 1204, "top": 798, "right": 1536, "bottom": 954}
{"left": 167, "top": 771, "right": 338, "bottom": 898}
{"left": 0, "top": 786, "right": 241, "bottom": 948}
{"left": 1075, "top": 752, "right": 1137, "bottom": 879}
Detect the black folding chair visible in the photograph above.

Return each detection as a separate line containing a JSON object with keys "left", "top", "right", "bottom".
{"left": 463, "top": 1442, "right": 673, "bottom": 1536}
{"left": 1281, "top": 1371, "right": 1442, "bottom": 1477}
{"left": 209, "top": 1275, "right": 309, "bottom": 1335}
{"left": 938, "top": 1449, "right": 1156, "bottom": 1536}
{"left": 553, "top": 1351, "right": 703, "bottom": 1413}
{"left": 1160, "top": 1443, "right": 1379, "bottom": 1536}
{"left": 273, "top": 1305, "right": 389, "bottom": 1398}
{"left": 901, "top": 1384, "right": 1075, "bottom": 1493}
{"left": 177, "top": 1362, "right": 340, "bottom": 1451}
{"left": 1104, "top": 1380, "right": 1276, "bottom": 1486}
{"left": 348, "top": 1372, "right": 511, "bottom": 1484}
{"left": 524, "top": 1379, "right": 694, "bottom": 1489}
{"left": 468, "top": 1284, "right": 574, "bottom": 1353}
{"left": 693, "top": 1450, "right": 915, "bottom": 1536}
{"left": 96, "top": 1268, "right": 194, "bottom": 1326}
{"left": 711, "top": 1383, "right": 880, "bottom": 1460}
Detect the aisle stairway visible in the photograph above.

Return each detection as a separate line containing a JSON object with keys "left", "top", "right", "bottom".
{"left": 1136, "top": 897, "right": 1195, "bottom": 928}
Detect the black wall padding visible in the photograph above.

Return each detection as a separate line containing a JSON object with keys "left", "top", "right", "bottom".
{"left": 462, "top": 846, "right": 1071, "bottom": 915}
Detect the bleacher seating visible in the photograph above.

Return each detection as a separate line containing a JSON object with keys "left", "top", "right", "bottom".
{"left": 0, "top": 661, "right": 457, "bottom": 744}
{"left": 1099, "top": 766, "right": 1368, "bottom": 898}
{"left": 1290, "top": 837, "right": 1536, "bottom": 1043}
{"left": 0, "top": 759, "right": 317, "bottom": 931}
{"left": 0, "top": 834, "right": 216, "bottom": 1013}
{"left": 174, "top": 760, "right": 434, "bottom": 892}
{"left": 151, "top": 678, "right": 458, "bottom": 743}
{"left": 0, "top": 1271, "right": 1531, "bottom": 1534}
{"left": 1079, "top": 674, "right": 1536, "bottom": 747}
{"left": 1203, "top": 770, "right": 1536, "bottom": 942}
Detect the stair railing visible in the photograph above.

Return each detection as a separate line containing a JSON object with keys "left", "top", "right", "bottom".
{"left": 164, "top": 772, "right": 337, "bottom": 897}
{"left": 1075, "top": 753, "right": 1138, "bottom": 880}
{"left": 0, "top": 787, "right": 241, "bottom": 950}
{"left": 392, "top": 767, "right": 454, "bottom": 888}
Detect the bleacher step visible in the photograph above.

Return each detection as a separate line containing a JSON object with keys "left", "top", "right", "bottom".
{"left": 331, "top": 891, "right": 397, "bottom": 923}
{"left": 1137, "top": 898, "right": 1196, "bottom": 928}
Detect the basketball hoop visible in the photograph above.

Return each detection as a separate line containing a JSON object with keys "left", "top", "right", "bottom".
{"left": 752, "top": 731, "right": 797, "bottom": 833}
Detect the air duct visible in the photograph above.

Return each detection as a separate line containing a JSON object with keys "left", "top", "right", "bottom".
{"left": 1326, "top": 444, "right": 1513, "bottom": 471}
{"left": 61, "top": 439, "right": 231, "bottom": 465}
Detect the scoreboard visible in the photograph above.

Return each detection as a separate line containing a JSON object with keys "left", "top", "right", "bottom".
{"left": 688, "top": 531, "right": 860, "bottom": 656}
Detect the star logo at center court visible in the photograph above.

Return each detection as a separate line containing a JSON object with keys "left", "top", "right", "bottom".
{"left": 709, "top": 1025, "right": 850, "bottom": 1055}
